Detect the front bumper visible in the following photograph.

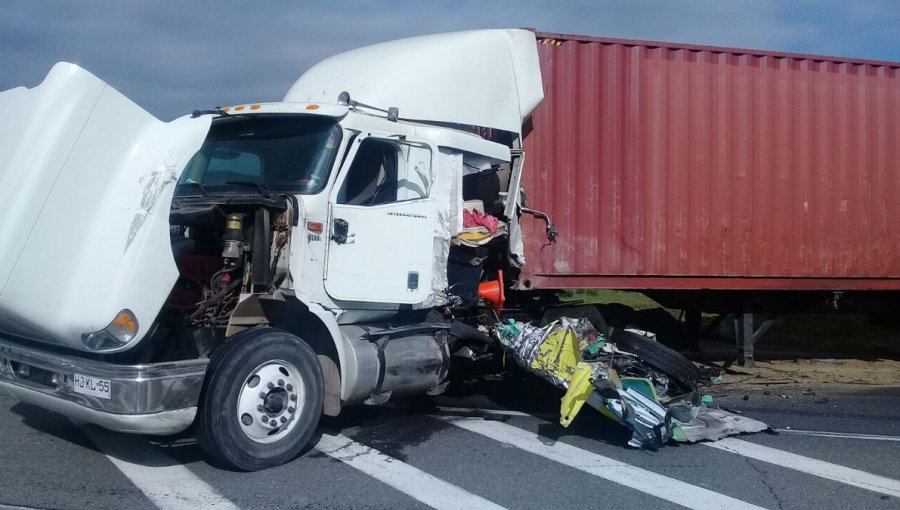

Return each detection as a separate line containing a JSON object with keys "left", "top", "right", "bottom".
{"left": 0, "top": 336, "right": 208, "bottom": 435}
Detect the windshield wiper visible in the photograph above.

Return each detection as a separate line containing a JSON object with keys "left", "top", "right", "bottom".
{"left": 225, "top": 180, "right": 272, "bottom": 198}
{"left": 177, "top": 181, "right": 210, "bottom": 197}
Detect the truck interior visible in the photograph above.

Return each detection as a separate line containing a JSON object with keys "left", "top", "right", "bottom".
{"left": 447, "top": 159, "right": 510, "bottom": 305}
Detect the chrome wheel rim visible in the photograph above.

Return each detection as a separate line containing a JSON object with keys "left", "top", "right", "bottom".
{"left": 236, "top": 360, "right": 305, "bottom": 444}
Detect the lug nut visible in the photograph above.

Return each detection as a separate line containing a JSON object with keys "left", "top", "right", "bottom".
{"left": 267, "top": 382, "right": 275, "bottom": 389}
{"left": 280, "top": 416, "right": 287, "bottom": 423}
{"left": 286, "top": 384, "right": 293, "bottom": 391}
{"left": 259, "top": 391, "right": 266, "bottom": 399}
{"left": 278, "top": 379, "right": 284, "bottom": 386}
{"left": 257, "top": 404, "right": 264, "bottom": 412}
{"left": 261, "top": 415, "right": 268, "bottom": 423}
{"left": 290, "top": 394, "right": 297, "bottom": 401}
{"left": 270, "top": 420, "right": 277, "bottom": 427}
{"left": 288, "top": 406, "right": 295, "bottom": 414}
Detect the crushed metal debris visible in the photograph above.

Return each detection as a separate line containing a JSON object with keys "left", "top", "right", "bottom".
{"left": 497, "top": 317, "right": 768, "bottom": 449}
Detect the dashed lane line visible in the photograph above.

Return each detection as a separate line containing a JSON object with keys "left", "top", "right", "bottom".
{"left": 775, "top": 429, "right": 900, "bottom": 442}
{"left": 435, "top": 405, "right": 900, "bottom": 497}
{"left": 433, "top": 406, "right": 532, "bottom": 417}
{"left": 435, "top": 405, "right": 900, "bottom": 442}
{"left": 78, "top": 423, "right": 239, "bottom": 510}
{"left": 706, "top": 438, "right": 900, "bottom": 498}
{"left": 316, "top": 432, "right": 507, "bottom": 510}
{"left": 435, "top": 416, "right": 769, "bottom": 510}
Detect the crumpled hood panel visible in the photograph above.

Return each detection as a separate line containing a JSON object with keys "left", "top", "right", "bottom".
{"left": 0, "top": 63, "right": 211, "bottom": 352}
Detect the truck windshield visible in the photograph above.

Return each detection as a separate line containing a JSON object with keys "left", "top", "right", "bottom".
{"left": 176, "top": 114, "right": 342, "bottom": 196}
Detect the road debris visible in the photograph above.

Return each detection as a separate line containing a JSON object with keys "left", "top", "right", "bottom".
{"left": 497, "top": 317, "right": 768, "bottom": 449}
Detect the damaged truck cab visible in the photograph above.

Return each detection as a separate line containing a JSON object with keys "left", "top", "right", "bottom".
{"left": 0, "top": 30, "right": 545, "bottom": 470}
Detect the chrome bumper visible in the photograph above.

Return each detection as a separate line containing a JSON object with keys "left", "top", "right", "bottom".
{"left": 0, "top": 336, "right": 207, "bottom": 435}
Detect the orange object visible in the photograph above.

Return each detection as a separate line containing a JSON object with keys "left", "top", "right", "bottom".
{"left": 478, "top": 270, "right": 505, "bottom": 313}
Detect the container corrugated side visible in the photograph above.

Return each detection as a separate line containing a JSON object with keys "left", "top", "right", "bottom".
{"left": 520, "top": 33, "right": 900, "bottom": 290}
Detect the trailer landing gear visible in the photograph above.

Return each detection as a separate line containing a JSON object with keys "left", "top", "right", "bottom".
{"left": 734, "top": 310, "right": 775, "bottom": 367}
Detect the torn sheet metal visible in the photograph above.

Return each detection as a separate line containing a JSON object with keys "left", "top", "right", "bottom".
{"left": 0, "top": 63, "right": 211, "bottom": 352}
{"left": 499, "top": 317, "right": 768, "bottom": 449}
{"left": 670, "top": 407, "right": 769, "bottom": 443}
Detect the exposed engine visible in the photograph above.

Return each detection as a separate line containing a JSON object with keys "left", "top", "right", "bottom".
{"left": 157, "top": 196, "right": 294, "bottom": 357}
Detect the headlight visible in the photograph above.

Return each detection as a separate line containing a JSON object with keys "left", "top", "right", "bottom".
{"left": 81, "top": 309, "right": 139, "bottom": 351}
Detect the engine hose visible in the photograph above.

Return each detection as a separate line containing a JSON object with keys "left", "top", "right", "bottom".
{"left": 208, "top": 265, "right": 241, "bottom": 289}
{"left": 189, "top": 277, "right": 242, "bottom": 322}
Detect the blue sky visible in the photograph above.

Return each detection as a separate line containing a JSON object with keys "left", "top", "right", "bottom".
{"left": 1, "top": 1, "right": 897, "bottom": 120}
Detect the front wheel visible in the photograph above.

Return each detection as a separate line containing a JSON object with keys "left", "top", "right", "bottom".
{"left": 196, "top": 327, "right": 324, "bottom": 471}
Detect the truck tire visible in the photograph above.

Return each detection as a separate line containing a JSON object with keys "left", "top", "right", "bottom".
{"left": 196, "top": 327, "right": 324, "bottom": 471}
{"left": 609, "top": 329, "right": 700, "bottom": 391}
{"left": 541, "top": 305, "right": 608, "bottom": 333}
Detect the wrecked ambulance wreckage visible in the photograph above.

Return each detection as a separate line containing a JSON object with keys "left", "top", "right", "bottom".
{"left": 0, "top": 29, "right": 765, "bottom": 471}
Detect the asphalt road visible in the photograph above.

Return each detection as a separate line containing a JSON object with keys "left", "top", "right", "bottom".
{"left": 1, "top": 371, "right": 898, "bottom": 510}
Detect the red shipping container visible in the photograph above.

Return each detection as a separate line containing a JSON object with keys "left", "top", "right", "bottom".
{"left": 520, "top": 32, "right": 900, "bottom": 291}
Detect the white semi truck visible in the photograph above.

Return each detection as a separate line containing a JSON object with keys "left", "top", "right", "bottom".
{"left": 0, "top": 30, "right": 704, "bottom": 470}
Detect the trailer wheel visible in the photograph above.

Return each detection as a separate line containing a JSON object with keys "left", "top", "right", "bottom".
{"left": 609, "top": 329, "right": 701, "bottom": 391}
{"left": 197, "top": 327, "right": 324, "bottom": 471}
{"left": 541, "top": 305, "right": 608, "bottom": 333}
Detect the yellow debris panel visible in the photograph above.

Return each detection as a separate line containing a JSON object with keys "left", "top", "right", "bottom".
{"left": 530, "top": 325, "right": 580, "bottom": 381}
{"left": 560, "top": 362, "right": 595, "bottom": 427}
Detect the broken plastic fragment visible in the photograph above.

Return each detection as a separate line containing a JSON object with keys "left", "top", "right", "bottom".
{"left": 583, "top": 334, "right": 606, "bottom": 357}
{"left": 497, "top": 319, "right": 524, "bottom": 346}
{"left": 559, "top": 362, "right": 596, "bottom": 427}
{"left": 619, "top": 377, "right": 659, "bottom": 402}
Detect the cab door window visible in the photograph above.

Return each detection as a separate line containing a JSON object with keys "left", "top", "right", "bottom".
{"left": 337, "top": 138, "right": 431, "bottom": 205}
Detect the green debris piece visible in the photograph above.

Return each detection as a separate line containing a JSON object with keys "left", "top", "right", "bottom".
{"left": 584, "top": 334, "right": 607, "bottom": 356}
{"left": 620, "top": 377, "right": 659, "bottom": 402}
{"left": 701, "top": 394, "right": 714, "bottom": 405}
{"left": 709, "top": 375, "right": 724, "bottom": 383}
{"left": 498, "top": 319, "right": 524, "bottom": 346}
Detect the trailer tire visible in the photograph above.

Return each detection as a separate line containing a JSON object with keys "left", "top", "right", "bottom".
{"left": 609, "top": 329, "right": 701, "bottom": 391}
{"left": 541, "top": 305, "right": 608, "bottom": 333}
{"left": 197, "top": 327, "right": 324, "bottom": 471}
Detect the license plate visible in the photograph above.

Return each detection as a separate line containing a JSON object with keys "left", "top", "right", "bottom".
{"left": 72, "top": 373, "right": 111, "bottom": 400}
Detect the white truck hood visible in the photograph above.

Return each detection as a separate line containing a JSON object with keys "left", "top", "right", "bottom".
{"left": 285, "top": 29, "right": 544, "bottom": 136}
{"left": 0, "top": 63, "right": 211, "bottom": 352}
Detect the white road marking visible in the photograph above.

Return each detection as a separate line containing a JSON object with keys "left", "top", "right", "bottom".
{"left": 433, "top": 405, "right": 606, "bottom": 422}
{"left": 78, "top": 424, "right": 239, "bottom": 510}
{"left": 775, "top": 429, "right": 900, "bottom": 442}
{"left": 434, "top": 406, "right": 532, "bottom": 417}
{"left": 437, "top": 406, "right": 900, "bottom": 442}
{"left": 436, "top": 416, "right": 768, "bottom": 510}
{"left": 707, "top": 438, "right": 900, "bottom": 498}
{"left": 316, "top": 432, "right": 506, "bottom": 510}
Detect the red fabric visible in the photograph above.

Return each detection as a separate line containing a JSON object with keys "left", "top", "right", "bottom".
{"left": 463, "top": 209, "right": 500, "bottom": 234}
